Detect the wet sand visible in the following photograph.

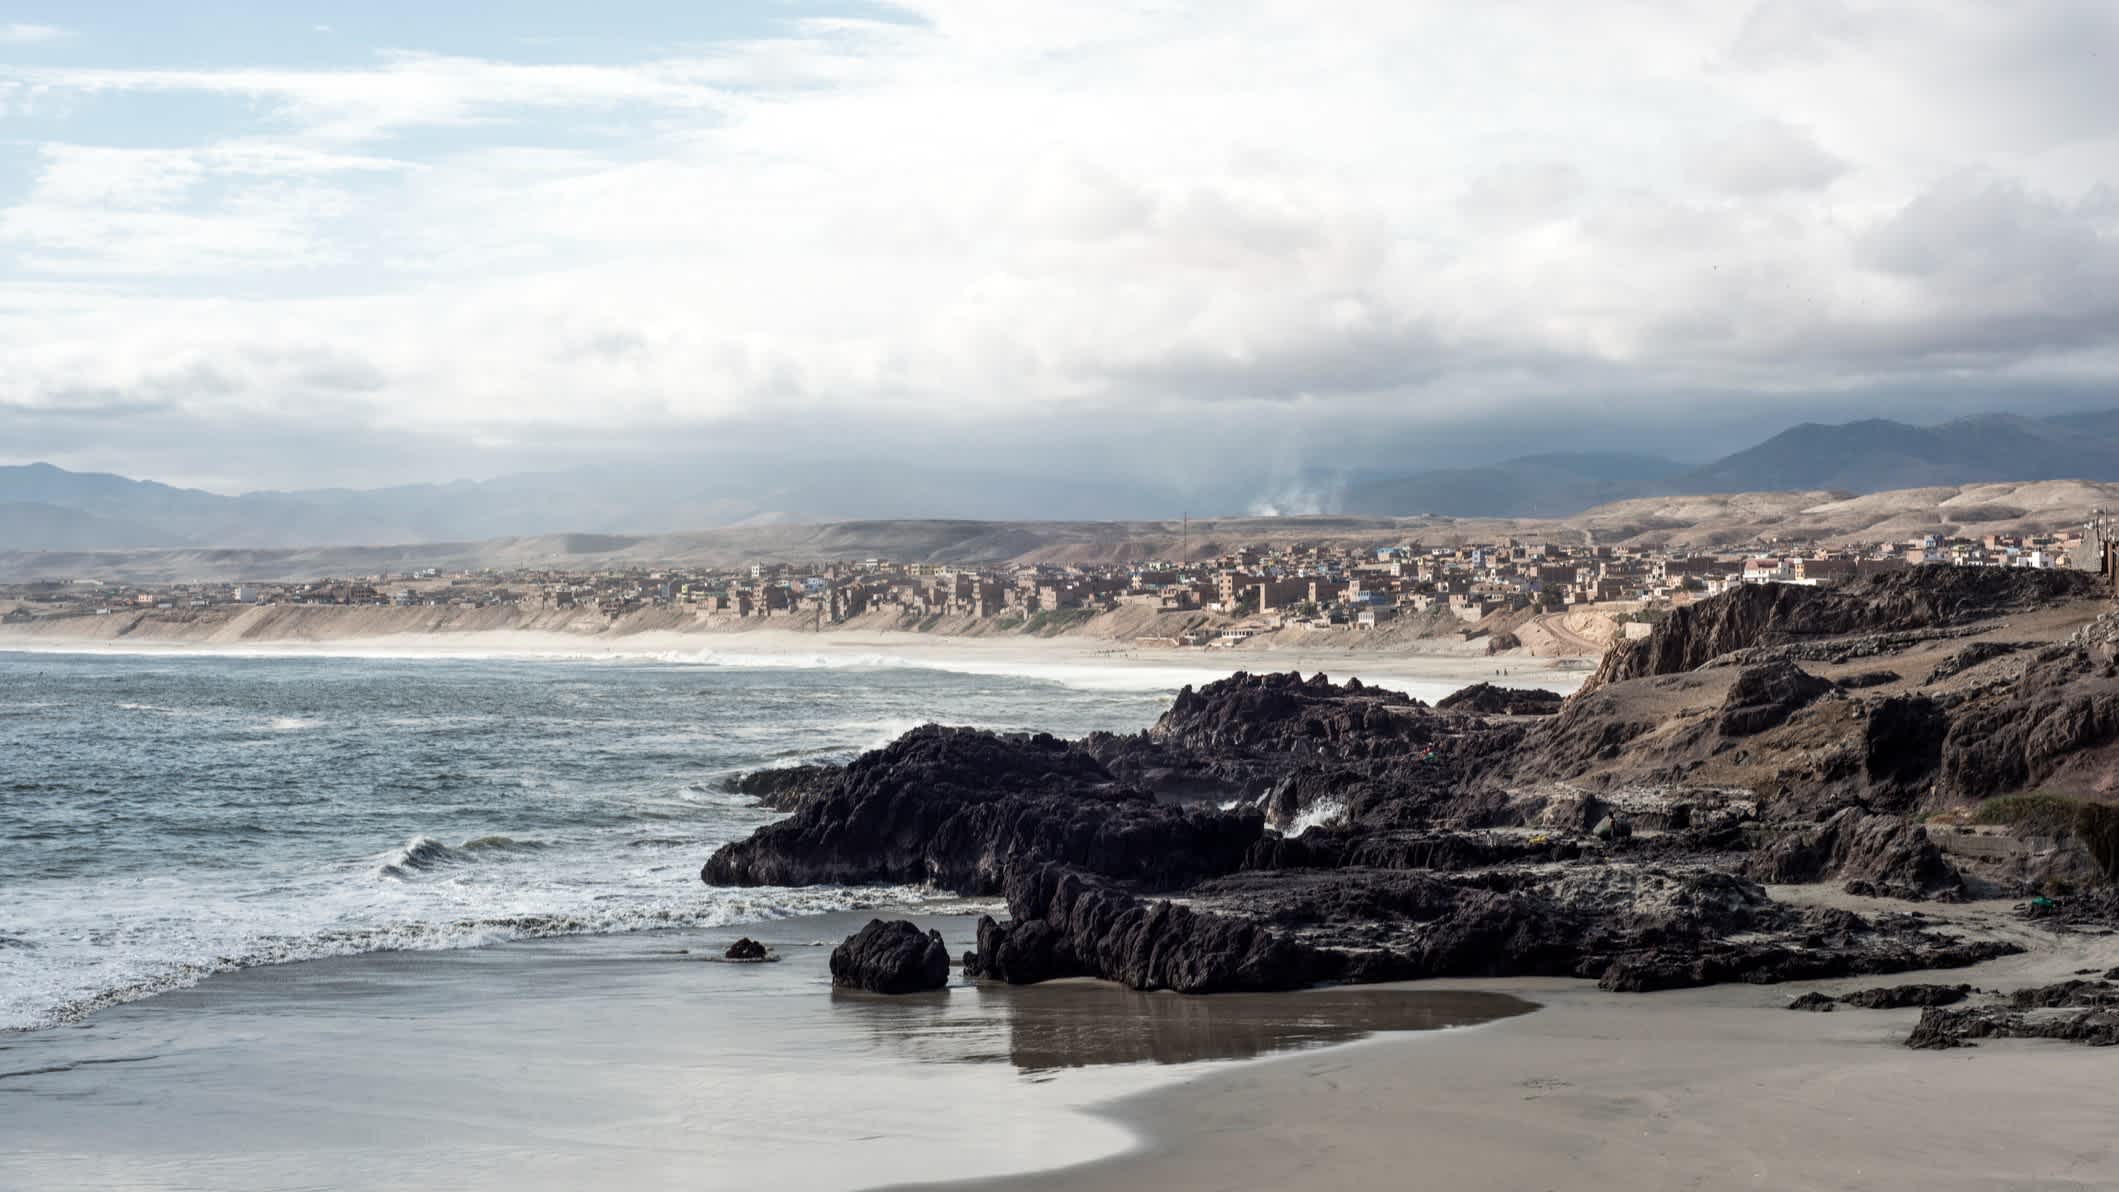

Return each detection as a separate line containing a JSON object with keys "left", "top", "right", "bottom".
{"left": 0, "top": 910, "right": 1530, "bottom": 1192}
{"left": 930, "top": 902, "right": 2119, "bottom": 1192}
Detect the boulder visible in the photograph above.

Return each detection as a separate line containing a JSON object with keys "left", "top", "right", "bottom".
{"left": 829, "top": 919, "right": 951, "bottom": 994}
{"left": 723, "top": 937, "right": 769, "bottom": 961}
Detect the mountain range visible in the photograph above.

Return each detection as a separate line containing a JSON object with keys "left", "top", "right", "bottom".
{"left": 5, "top": 407, "right": 2117, "bottom": 551}
{"left": 1338, "top": 409, "right": 2119, "bottom": 518}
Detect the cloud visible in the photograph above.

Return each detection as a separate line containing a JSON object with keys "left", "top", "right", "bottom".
{"left": 0, "top": 0, "right": 2116, "bottom": 489}
{"left": 1690, "top": 120, "right": 1846, "bottom": 195}
{"left": 0, "top": 23, "right": 67, "bottom": 45}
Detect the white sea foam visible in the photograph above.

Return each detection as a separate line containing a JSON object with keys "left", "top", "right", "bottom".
{"left": 1286, "top": 798, "right": 1346, "bottom": 838}
{"left": 6, "top": 635, "right": 1582, "bottom": 697}
{"left": 0, "top": 867, "right": 947, "bottom": 1033}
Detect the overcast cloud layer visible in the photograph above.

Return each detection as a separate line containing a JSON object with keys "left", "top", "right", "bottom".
{"left": 3, "top": 1, "right": 2117, "bottom": 494}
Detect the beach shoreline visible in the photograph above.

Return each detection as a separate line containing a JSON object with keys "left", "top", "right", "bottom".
{"left": 913, "top": 896, "right": 2119, "bottom": 1192}
{"left": 0, "top": 909, "right": 1535, "bottom": 1192}
{"left": 0, "top": 620, "right": 1588, "bottom": 699}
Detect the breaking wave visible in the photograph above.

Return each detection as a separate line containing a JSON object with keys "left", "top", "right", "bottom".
{"left": 5, "top": 884, "right": 945, "bottom": 1033}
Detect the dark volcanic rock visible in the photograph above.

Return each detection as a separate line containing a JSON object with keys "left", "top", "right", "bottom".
{"left": 967, "top": 863, "right": 1329, "bottom": 993}
{"left": 1588, "top": 568, "right": 2104, "bottom": 690}
{"left": 722, "top": 763, "right": 842, "bottom": 810}
{"left": 1839, "top": 983, "right": 1971, "bottom": 1009}
{"left": 1435, "top": 683, "right": 1565, "bottom": 716}
{"left": 830, "top": 919, "right": 951, "bottom": 994}
{"left": 1836, "top": 670, "right": 1901, "bottom": 690}
{"left": 1717, "top": 661, "right": 1835, "bottom": 737}
{"left": 1907, "top": 1005, "right": 2119, "bottom": 1049}
{"left": 1745, "top": 808, "right": 1965, "bottom": 901}
{"left": 1936, "top": 647, "right": 2119, "bottom": 805}
{"left": 1788, "top": 991, "right": 1838, "bottom": 1011}
{"left": 1862, "top": 695, "right": 1949, "bottom": 802}
{"left": 1243, "top": 827, "right": 1586, "bottom": 873}
{"left": 1182, "top": 863, "right": 2015, "bottom": 994}
{"left": 701, "top": 725, "right": 1262, "bottom": 894}
{"left": 1151, "top": 671, "right": 1439, "bottom": 759}
{"left": 723, "top": 937, "right": 769, "bottom": 961}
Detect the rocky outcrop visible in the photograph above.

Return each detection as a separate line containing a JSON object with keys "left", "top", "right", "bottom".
{"left": 1149, "top": 671, "right": 1440, "bottom": 760}
{"left": 698, "top": 568, "right": 2111, "bottom": 1003}
{"left": 1435, "top": 683, "right": 1565, "bottom": 716}
{"left": 1936, "top": 647, "right": 2119, "bottom": 803}
{"left": 1588, "top": 568, "right": 2104, "bottom": 690}
{"left": 1906, "top": 981, "right": 2119, "bottom": 1049}
{"left": 1840, "top": 982, "right": 1972, "bottom": 1009}
{"left": 723, "top": 937, "right": 769, "bottom": 961}
{"left": 1923, "top": 641, "right": 2025, "bottom": 685}
{"left": 1861, "top": 695, "right": 1949, "bottom": 803}
{"left": 830, "top": 919, "right": 951, "bottom": 994}
{"left": 1745, "top": 808, "right": 1966, "bottom": 901}
{"left": 1793, "top": 983, "right": 1972, "bottom": 1011}
{"left": 1716, "top": 661, "right": 1835, "bottom": 737}
{"left": 723, "top": 763, "right": 842, "bottom": 811}
{"left": 966, "top": 863, "right": 1329, "bottom": 993}
{"left": 701, "top": 725, "right": 1263, "bottom": 894}
{"left": 962, "top": 859, "right": 2017, "bottom": 999}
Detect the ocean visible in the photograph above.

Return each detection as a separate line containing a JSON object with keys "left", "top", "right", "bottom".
{"left": 0, "top": 648, "right": 1197, "bottom": 1032}
{"left": 0, "top": 645, "right": 1539, "bottom": 1190}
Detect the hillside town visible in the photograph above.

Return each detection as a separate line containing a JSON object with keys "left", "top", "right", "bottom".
{"left": 6, "top": 520, "right": 2114, "bottom": 648}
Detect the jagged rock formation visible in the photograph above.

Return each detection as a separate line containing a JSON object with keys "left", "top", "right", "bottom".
{"left": 1589, "top": 568, "right": 2103, "bottom": 689}
{"left": 966, "top": 859, "right": 2015, "bottom": 994}
{"left": 722, "top": 763, "right": 842, "bottom": 811}
{"left": 1789, "top": 983, "right": 1971, "bottom": 1011}
{"left": 1716, "top": 661, "right": 1835, "bottom": 736}
{"left": 1745, "top": 808, "right": 1966, "bottom": 901}
{"left": 829, "top": 919, "right": 951, "bottom": 994}
{"left": 702, "top": 725, "right": 1262, "bottom": 893}
{"left": 702, "top": 567, "right": 2117, "bottom": 999}
{"left": 1905, "top": 979, "right": 2119, "bottom": 1049}
{"left": 1434, "top": 683, "right": 1564, "bottom": 716}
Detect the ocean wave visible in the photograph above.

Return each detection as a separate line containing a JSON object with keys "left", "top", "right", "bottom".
{"left": 1285, "top": 798, "right": 1346, "bottom": 838}
{"left": 267, "top": 716, "right": 324, "bottom": 732}
{"left": 375, "top": 834, "right": 551, "bottom": 878}
{"left": 2, "top": 884, "right": 945, "bottom": 1033}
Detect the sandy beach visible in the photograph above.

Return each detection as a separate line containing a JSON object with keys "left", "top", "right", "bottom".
{"left": 0, "top": 620, "right": 1587, "bottom": 701}
{"left": 0, "top": 910, "right": 1531, "bottom": 1192}
{"left": 936, "top": 894, "right": 2119, "bottom": 1192}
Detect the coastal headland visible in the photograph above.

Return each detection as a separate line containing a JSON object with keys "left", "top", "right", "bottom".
{"left": 693, "top": 563, "right": 2119, "bottom": 1187}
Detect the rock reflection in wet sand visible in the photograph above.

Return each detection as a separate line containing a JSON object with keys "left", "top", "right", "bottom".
{"left": 829, "top": 983, "right": 1538, "bottom": 1074}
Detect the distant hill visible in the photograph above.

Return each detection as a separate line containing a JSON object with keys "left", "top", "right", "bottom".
{"left": 1673, "top": 412, "right": 2119, "bottom": 494}
{"left": 1339, "top": 452, "right": 1686, "bottom": 518}
{"left": 0, "top": 458, "right": 1190, "bottom": 552}
{"left": 7, "top": 480, "right": 2114, "bottom": 584}
{"left": 7, "top": 406, "right": 2118, "bottom": 551}
{"left": 1340, "top": 408, "right": 2119, "bottom": 517}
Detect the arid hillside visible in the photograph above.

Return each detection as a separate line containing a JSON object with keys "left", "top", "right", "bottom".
{"left": 2, "top": 479, "right": 2115, "bottom": 583}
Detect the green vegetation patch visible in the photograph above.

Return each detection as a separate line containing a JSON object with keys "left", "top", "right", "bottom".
{"left": 1021, "top": 607, "right": 1094, "bottom": 635}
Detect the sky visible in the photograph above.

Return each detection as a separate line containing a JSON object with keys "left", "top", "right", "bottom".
{"left": 2, "top": 1, "right": 2117, "bottom": 499}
